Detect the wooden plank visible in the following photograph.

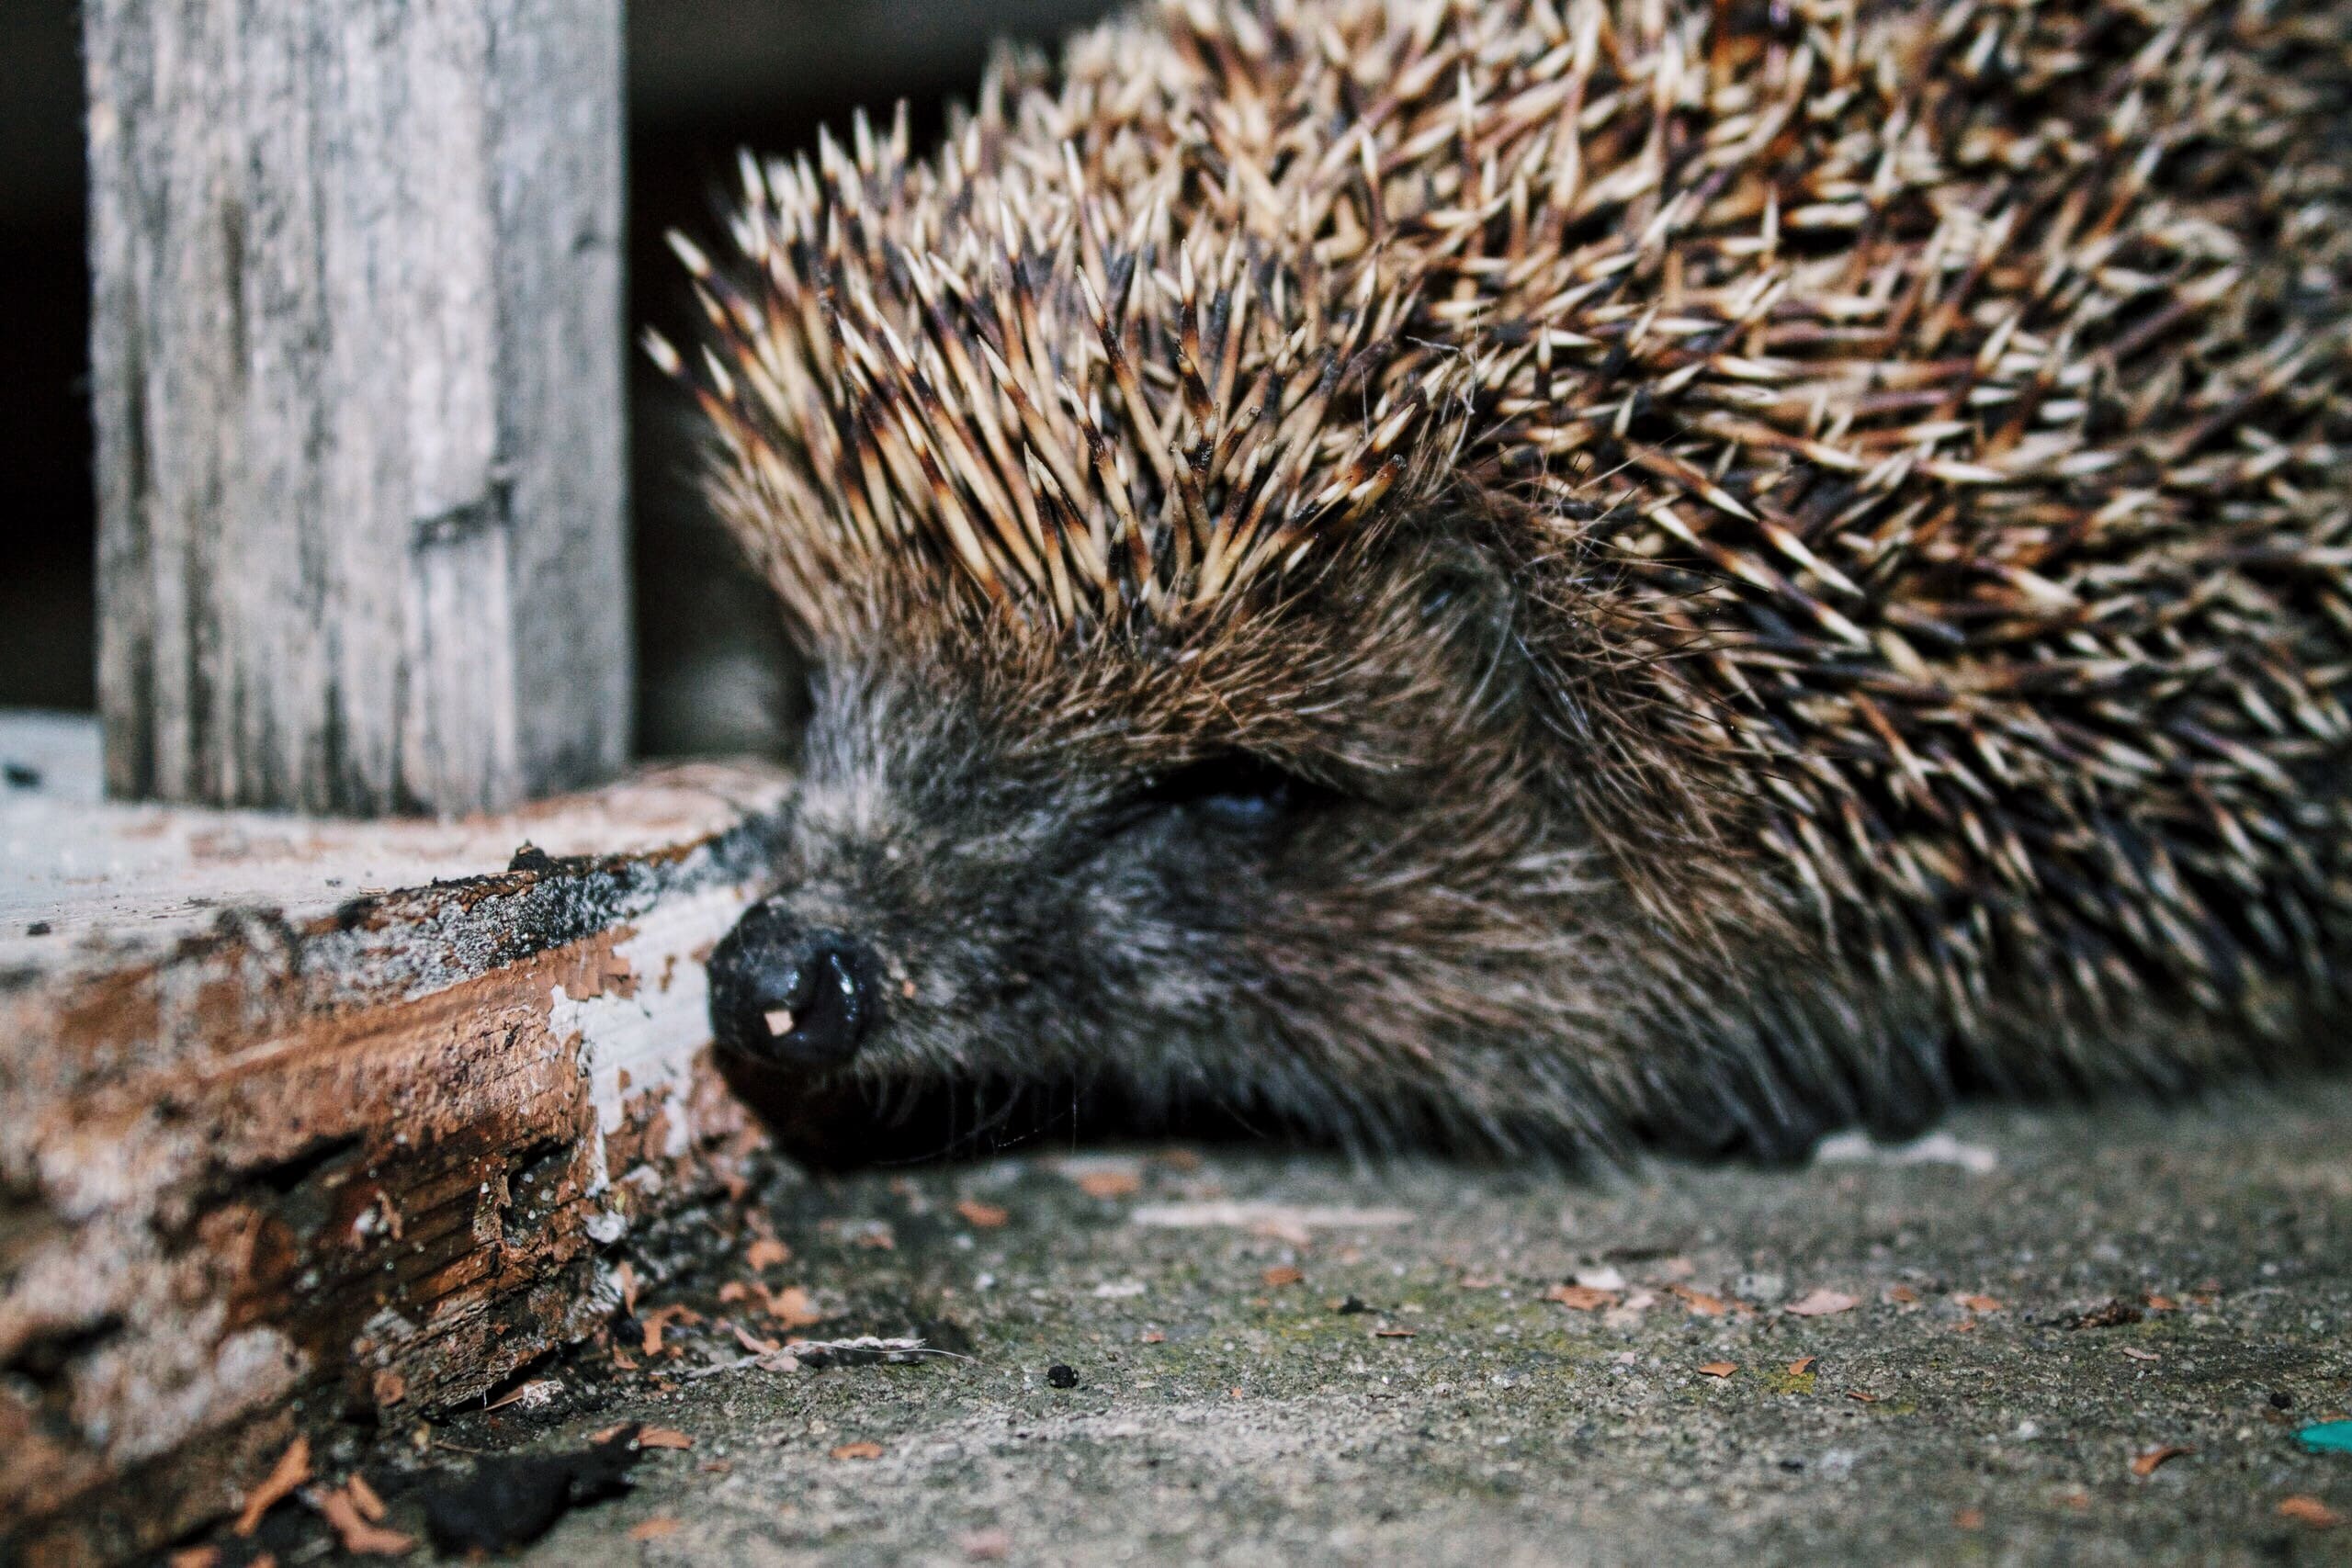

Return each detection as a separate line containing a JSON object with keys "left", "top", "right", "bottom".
{"left": 0, "top": 715, "right": 787, "bottom": 1565}
{"left": 85, "top": 0, "right": 630, "bottom": 815}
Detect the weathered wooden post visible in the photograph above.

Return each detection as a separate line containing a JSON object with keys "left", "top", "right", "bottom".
{"left": 86, "top": 0, "right": 631, "bottom": 815}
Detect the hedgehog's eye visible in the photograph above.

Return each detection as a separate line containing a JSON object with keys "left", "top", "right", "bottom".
{"left": 1130, "top": 752, "right": 1336, "bottom": 836}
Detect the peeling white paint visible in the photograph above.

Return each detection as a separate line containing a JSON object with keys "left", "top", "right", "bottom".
{"left": 553, "top": 881, "right": 758, "bottom": 1199}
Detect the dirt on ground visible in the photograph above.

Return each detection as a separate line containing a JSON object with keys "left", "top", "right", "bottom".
{"left": 209, "top": 1081, "right": 2351, "bottom": 1566}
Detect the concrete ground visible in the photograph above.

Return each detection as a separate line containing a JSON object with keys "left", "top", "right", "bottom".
{"left": 393, "top": 1083, "right": 2349, "bottom": 1566}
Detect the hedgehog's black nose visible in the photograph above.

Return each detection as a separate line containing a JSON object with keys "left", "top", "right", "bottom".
{"left": 709, "top": 903, "right": 883, "bottom": 1071}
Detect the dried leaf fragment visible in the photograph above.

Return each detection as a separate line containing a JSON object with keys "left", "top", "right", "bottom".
{"left": 1698, "top": 1360, "right": 1737, "bottom": 1378}
{"left": 745, "top": 1237, "right": 792, "bottom": 1269}
{"left": 763, "top": 1285, "right": 825, "bottom": 1331}
{"left": 1785, "top": 1289, "right": 1859, "bottom": 1317}
{"left": 1545, "top": 1283, "right": 1617, "bottom": 1311}
{"left": 2131, "top": 1444, "right": 2192, "bottom": 1477}
{"left": 346, "top": 1473, "right": 388, "bottom": 1522}
{"left": 2278, "top": 1495, "right": 2344, "bottom": 1529}
{"left": 1954, "top": 1293, "right": 2004, "bottom": 1314}
{"left": 831, "top": 1440, "right": 885, "bottom": 1461}
{"left": 1261, "top": 1266, "right": 1305, "bottom": 1287}
{"left": 2121, "top": 1347, "right": 2160, "bottom": 1362}
{"left": 639, "top": 1303, "right": 699, "bottom": 1356}
{"left": 315, "top": 1483, "right": 415, "bottom": 1556}
{"left": 734, "top": 1323, "right": 784, "bottom": 1356}
{"left": 638, "top": 1427, "right": 694, "bottom": 1450}
{"left": 1073, "top": 1168, "right": 1143, "bottom": 1199}
{"left": 956, "top": 1199, "right": 1010, "bottom": 1228}
{"left": 1787, "top": 1357, "right": 1818, "bottom": 1375}
{"left": 236, "top": 1436, "right": 311, "bottom": 1536}
{"left": 1668, "top": 1284, "right": 1730, "bottom": 1317}
{"left": 629, "top": 1517, "right": 684, "bottom": 1541}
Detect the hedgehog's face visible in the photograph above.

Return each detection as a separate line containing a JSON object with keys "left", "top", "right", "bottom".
{"left": 707, "top": 529, "right": 1640, "bottom": 1151}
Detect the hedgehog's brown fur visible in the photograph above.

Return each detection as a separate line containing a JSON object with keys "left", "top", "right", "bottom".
{"left": 664, "top": 0, "right": 2352, "bottom": 1156}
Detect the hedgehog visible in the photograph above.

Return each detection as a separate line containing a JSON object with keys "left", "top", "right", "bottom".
{"left": 653, "top": 0, "right": 2352, "bottom": 1161}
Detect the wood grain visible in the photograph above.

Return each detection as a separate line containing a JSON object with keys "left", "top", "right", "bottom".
{"left": 0, "top": 717, "right": 788, "bottom": 1565}
{"left": 85, "top": 0, "right": 630, "bottom": 815}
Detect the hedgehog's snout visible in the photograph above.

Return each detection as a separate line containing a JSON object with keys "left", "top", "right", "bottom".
{"left": 709, "top": 900, "right": 884, "bottom": 1071}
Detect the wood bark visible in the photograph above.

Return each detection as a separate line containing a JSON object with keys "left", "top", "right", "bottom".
{"left": 0, "top": 718, "right": 788, "bottom": 1565}
{"left": 86, "top": 0, "right": 630, "bottom": 816}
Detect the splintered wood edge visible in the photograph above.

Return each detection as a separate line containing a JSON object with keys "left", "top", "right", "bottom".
{"left": 0, "top": 749, "right": 794, "bottom": 1563}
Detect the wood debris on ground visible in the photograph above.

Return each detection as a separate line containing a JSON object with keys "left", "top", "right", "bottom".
{"left": 1261, "top": 1265, "right": 1305, "bottom": 1287}
{"left": 236, "top": 1435, "right": 312, "bottom": 1535}
{"left": 629, "top": 1517, "right": 684, "bottom": 1541}
{"left": 637, "top": 1427, "right": 694, "bottom": 1450}
{"left": 312, "top": 1480, "right": 416, "bottom": 1556}
{"left": 827, "top": 1218, "right": 896, "bottom": 1250}
{"left": 1068, "top": 1162, "right": 1144, "bottom": 1199}
{"left": 1544, "top": 1283, "right": 1616, "bottom": 1311}
{"left": 831, "top": 1441, "right": 885, "bottom": 1461}
{"left": 2060, "top": 1298, "right": 2143, "bottom": 1328}
{"left": 639, "top": 1303, "right": 700, "bottom": 1356}
{"left": 345, "top": 1475, "right": 389, "bottom": 1521}
{"left": 1953, "top": 1293, "right": 2004, "bottom": 1314}
{"left": 484, "top": 1378, "right": 563, "bottom": 1412}
{"left": 2130, "top": 1444, "right": 2193, "bottom": 1477}
{"left": 1668, "top": 1284, "right": 1732, "bottom": 1317}
{"left": 956, "top": 1198, "right": 1011, "bottom": 1228}
{"left": 734, "top": 1324, "right": 785, "bottom": 1356}
{"left": 2278, "top": 1496, "right": 2344, "bottom": 1529}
